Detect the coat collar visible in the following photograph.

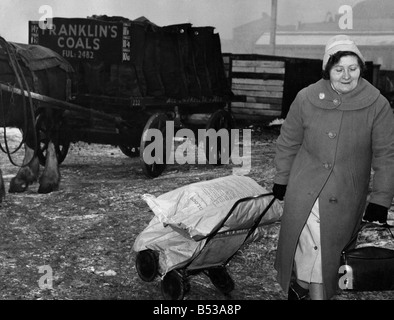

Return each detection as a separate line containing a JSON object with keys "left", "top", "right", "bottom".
{"left": 306, "top": 78, "right": 380, "bottom": 110}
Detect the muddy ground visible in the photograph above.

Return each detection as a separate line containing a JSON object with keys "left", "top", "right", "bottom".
{"left": 0, "top": 126, "right": 393, "bottom": 301}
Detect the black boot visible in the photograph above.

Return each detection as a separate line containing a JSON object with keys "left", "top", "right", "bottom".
{"left": 288, "top": 281, "right": 309, "bottom": 300}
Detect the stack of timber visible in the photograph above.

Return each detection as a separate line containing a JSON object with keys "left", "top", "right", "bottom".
{"left": 223, "top": 54, "right": 323, "bottom": 124}
{"left": 231, "top": 59, "right": 284, "bottom": 120}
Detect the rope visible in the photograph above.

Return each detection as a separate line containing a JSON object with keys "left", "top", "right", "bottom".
{"left": 0, "top": 87, "right": 24, "bottom": 155}
{"left": 0, "top": 37, "right": 38, "bottom": 167}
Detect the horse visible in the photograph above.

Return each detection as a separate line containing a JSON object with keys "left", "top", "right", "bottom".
{"left": 0, "top": 36, "right": 74, "bottom": 202}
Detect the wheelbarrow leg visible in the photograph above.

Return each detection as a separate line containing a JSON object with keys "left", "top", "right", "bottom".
{"left": 161, "top": 269, "right": 189, "bottom": 300}
{"left": 206, "top": 266, "right": 235, "bottom": 295}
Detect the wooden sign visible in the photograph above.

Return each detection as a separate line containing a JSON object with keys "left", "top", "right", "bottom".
{"left": 29, "top": 17, "right": 127, "bottom": 63}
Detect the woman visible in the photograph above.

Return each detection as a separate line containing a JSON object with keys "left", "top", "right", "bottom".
{"left": 272, "top": 35, "right": 394, "bottom": 300}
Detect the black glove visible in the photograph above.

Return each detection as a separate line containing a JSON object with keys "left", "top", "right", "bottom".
{"left": 363, "top": 202, "right": 388, "bottom": 223}
{"left": 273, "top": 183, "right": 287, "bottom": 201}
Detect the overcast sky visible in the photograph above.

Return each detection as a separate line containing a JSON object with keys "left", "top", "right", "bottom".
{"left": 1, "top": 0, "right": 364, "bottom": 43}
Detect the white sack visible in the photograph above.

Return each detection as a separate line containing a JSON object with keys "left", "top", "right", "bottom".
{"left": 142, "top": 175, "right": 282, "bottom": 240}
{"left": 133, "top": 215, "right": 207, "bottom": 275}
{"left": 133, "top": 175, "right": 283, "bottom": 275}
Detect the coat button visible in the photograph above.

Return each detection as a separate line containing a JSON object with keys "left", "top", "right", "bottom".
{"left": 323, "top": 163, "right": 332, "bottom": 169}
{"left": 329, "top": 197, "right": 338, "bottom": 203}
{"left": 328, "top": 132, "right": 337, "bottom": 139}
{"left": 333, "top": 99, "right": 340, "bottom": 106}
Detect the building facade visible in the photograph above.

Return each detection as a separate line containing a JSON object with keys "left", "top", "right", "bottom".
{"left": 231, "top": 0, "right": 394, "bottom": 71}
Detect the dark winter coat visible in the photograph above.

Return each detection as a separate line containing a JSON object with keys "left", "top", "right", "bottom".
{"left": 273, "top": 78, "right": 394, "bottom": 299}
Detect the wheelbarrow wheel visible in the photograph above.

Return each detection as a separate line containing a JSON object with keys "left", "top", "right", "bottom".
{"left": 36, "top": 113, "right": 70, "bottom": 166}
{"left": 204, "top": 109, "right": 235, "bottom": 165}
{"left": 135, "top": 250, "right": 159, "bottom": 282}
{"left": 206, "top": 266, "right": 235, "bottom": 294}
{"left": 140, "top": 113, "right": 168, "bottom": 178}
{"left": 161, "top": 270, "right": 187, "bottom": 300}
{"left": 119, "top": 145, "right": 139, "bottom": 158}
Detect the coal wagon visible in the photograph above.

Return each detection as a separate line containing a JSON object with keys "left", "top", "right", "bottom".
{"left": 28, "top": 16, "right": 234, "bottom": 178}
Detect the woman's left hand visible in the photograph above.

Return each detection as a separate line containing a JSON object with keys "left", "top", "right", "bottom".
{"left": 363, "top": 202, "right": 388, "bottom": 223}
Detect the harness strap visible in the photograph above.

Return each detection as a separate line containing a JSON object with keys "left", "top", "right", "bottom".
{"left": 0, "top": 37, "right": 37, "bottom": 167}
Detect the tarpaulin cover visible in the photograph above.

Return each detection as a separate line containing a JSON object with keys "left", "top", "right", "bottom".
{"left": 133, "top": 175, "right": 283, "bottom": 275}
{"left": 10, "top": 42, "right": 74, "bottom": 73}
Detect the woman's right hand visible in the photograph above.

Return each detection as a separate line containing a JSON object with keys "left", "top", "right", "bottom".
{"left": 273, "top": 183, "right": 287, "bottom": 201}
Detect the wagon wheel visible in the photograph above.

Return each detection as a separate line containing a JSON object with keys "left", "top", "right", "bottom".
{"left": 161, "top": 270, "right": 188, "bottom": 300}
{"left": 36, "top": 113, "right": 70, "bottom": 167}
{"left": 135, "top": 249, "right": 159, "bottom": 282}
{"left": 206, "top": 266, "right": 235, "bottom": 294}
{"left": 140, "top": 113, "right": 168, "bottom": 178}
{"left": 119, "top": 145, "right": 139, "bottom": 158}
{"left": 204, "top": 109, "right": 235, "bottom": 165}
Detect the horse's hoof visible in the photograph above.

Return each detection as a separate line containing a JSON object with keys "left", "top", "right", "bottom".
{"left": 38, "top": 183, "right": 59, "bottom": 194}
{"left": 9, "top": 177, "right": 29, "bottom": 193}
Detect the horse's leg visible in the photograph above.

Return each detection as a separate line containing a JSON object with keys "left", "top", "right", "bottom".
{"left": 9, "top": 144, "right": 40, "bottom": 193}
{"left": 37, "top": 106, "right": 61, "bottom": 194}
{"left": 34, "top": 67, "right": 66, "bottom": 194}
{"left": 38, "top": 140, "right": 60, "bottom": 194}
{"left": 0, "top": 169, "right": 5, "bottom": 202}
